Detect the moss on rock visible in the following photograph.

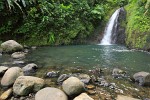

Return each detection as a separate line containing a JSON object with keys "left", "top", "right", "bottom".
{"left": 125, "top": 0, "right": 150, "bottom": 50}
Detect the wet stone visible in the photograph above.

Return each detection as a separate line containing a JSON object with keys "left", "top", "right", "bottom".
{"left": 86, "top": 85, "right": 95, "bottom": 90}
{"left": 12, "top": 61, "right": 25, "bottom": 65}
{"left": 78, "top": 74, "right": 91, "bottom": 84}
{"left": 0, "top": 88, "right": 13, "bottom": 100}
{"left": 57, "top": 74, "right": 69, "bottom": 84}
{"left": 87, "top": 90, "right": 96, "bottom": 95}
{"left": 11, "top": 52, "right": 26, "bottom": 59}
{"left": 22, "top": 63, "right": 38, "bottom": 75}
{"left": 97, "top": 77, "right": 109, "bottom": 87}
{"left": 112, "top": 68, "right": 126, "bottom": 78}
{"left": 45, "top": 71, "right": 60, "bottom": 78}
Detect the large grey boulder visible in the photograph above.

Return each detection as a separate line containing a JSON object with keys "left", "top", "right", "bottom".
{"left": 13, "top": 76, "right": 45, "bottom": 96}
{"left": 116, "top": 95, "right": 140, "bottom": 100}
{"left": 1, "top": 67, "right": 24, "bottom": 87}
{"left": 35, "top": 87, "right": 68, "bottom": 100}
{"left": 73, "top": 93, "right": 94, "bottom": 100}
{"left": 22, "top": 63, "right": 38, "bottom": 75}
{"left": 11, "top": 52, "right": 26, "bottom": 59}
{"left": 62, "top": 77, "right": 85, "bottom": 96}
{"left": 0, "top": 66, "right": 9, "bottom": 76}
{"left": 133, "top": 71, "right": 150, "bottom": 86}
{"left": 1, "top": 40, "right": 23, "bottom": 53}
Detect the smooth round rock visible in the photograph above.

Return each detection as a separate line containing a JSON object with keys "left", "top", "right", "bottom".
{"left": 73, "top": 93, "right": 94, "bottom": 100}
{"left": 13, "top": 76, "right": 45, "bottom": 96}
{"left": 133, "top": 71, "right": 150, "bottom": 86}
{"left": 22, "top": 63, "right": 38, "bottom": 75}
{"left": 35, "top": 87, "right": 68, "bottom": 100}
{"left": 1, "top": 40, "right": 23, "bottom": 53}
{"left": 11, "top": 52, "right": 25, "bottom": 59}
{"left": 78, "top": 74, "right": 91, "bottom": 84}
{"left": 1, "top": 67, "right": 24, "bottom": 87}
{"left": 62, "top": 77, "right": 85, "bottom": 96}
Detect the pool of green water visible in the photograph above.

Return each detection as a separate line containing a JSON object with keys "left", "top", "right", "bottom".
{"left": 0, "top": 45, "right": 150, "bottom": 74}
{"left": 26, "top": 45, "right": 150, "bottom": 73}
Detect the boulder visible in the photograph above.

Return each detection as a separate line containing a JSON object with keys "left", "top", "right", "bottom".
{"left": 11, "top": 52, "right": 25, "bottom": 59}
{"left": 78, "top": 74, "right": 90, "bottom": 84}
{"left": 112, "top": 68, "right": 126, "bottom": 78}
{"left": 116, "top": 95, "right": 140, "bottom": 100}
{"left": 0, "top": 66, "right": 9, "bottom": 76}
{"left": 73, "top": 93, "right": 94, "bottom": 100}
{"left": 13, "top": 76, "right": 45, "bottom": 96}
{"left": 1, "top": 40, "right": 23, "bottom": 53}
{"left": 0, "top": 88, "right": 13, "bottom": 100}
{"left": 62, "top": 77, "right": 85, "bottom": 96}
{"left": 133, "top": 71, "right": 150, "bottom": 86}
{"left": 57, "top": 74, "right": 69, "bottom": 84}
{"left": 22, "top": 63, "right": 38, "bottom": 75}
{"left": 35, "top": 87, "right": 68, "bottom": 100}
{"left": 1, "top": 67, "right": 24, "bottom": 87}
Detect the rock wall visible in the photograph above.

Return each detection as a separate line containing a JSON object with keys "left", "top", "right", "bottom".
{"left": 111, "top": 7, "right": 126, "bottom": 44}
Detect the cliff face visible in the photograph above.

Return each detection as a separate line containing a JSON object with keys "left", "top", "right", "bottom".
{"left": 125, "top": 0, "right": 150, "bottom": 51}
{"left": 111, "top": 7, "right": 126, "bottom": 45}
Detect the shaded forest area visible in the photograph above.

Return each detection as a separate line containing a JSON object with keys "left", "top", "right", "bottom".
{"left": 0, "top": 0, "right": 150, "bottom": 50}
{"left": 0, "top": 0, "right": 127, "bottom": 46}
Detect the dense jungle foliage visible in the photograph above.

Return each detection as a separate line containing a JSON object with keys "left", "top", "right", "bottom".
{"left": 125, "top": 0, "right": 150, "bottom": 50}
{"left": 0, "top": 0, "right": 149, "bottom": 50}
{"left": 0, "top": 0, "right": 127, "bottom": 46}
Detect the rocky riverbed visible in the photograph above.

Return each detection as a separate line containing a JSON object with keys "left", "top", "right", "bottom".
{"left": 0, "top": 40, "right": 150, "bottom": 100}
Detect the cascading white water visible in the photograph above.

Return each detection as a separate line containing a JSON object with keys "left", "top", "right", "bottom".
{"left": 100, "top": 8, "right": 120, "bottom": 45}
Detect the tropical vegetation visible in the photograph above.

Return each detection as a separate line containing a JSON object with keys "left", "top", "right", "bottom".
{"left": 0, "top": 0, "right": 150, "bottom": 51}
{"left": 0, "top": 0, "right": 127, "bottom": 46}
{"left": 125, "top": 0, "right": 150, "bottom": 50}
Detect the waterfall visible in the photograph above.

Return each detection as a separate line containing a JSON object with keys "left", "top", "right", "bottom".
{"left": 100, "top": 8, "right": 120, "bottom": 45}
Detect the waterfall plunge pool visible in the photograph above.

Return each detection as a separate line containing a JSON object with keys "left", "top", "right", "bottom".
{"left": 28, "top": 45, "right": 150, "bottom": 73}
{"left": 1, "top": 45, "right": 149, "bottom": 74}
